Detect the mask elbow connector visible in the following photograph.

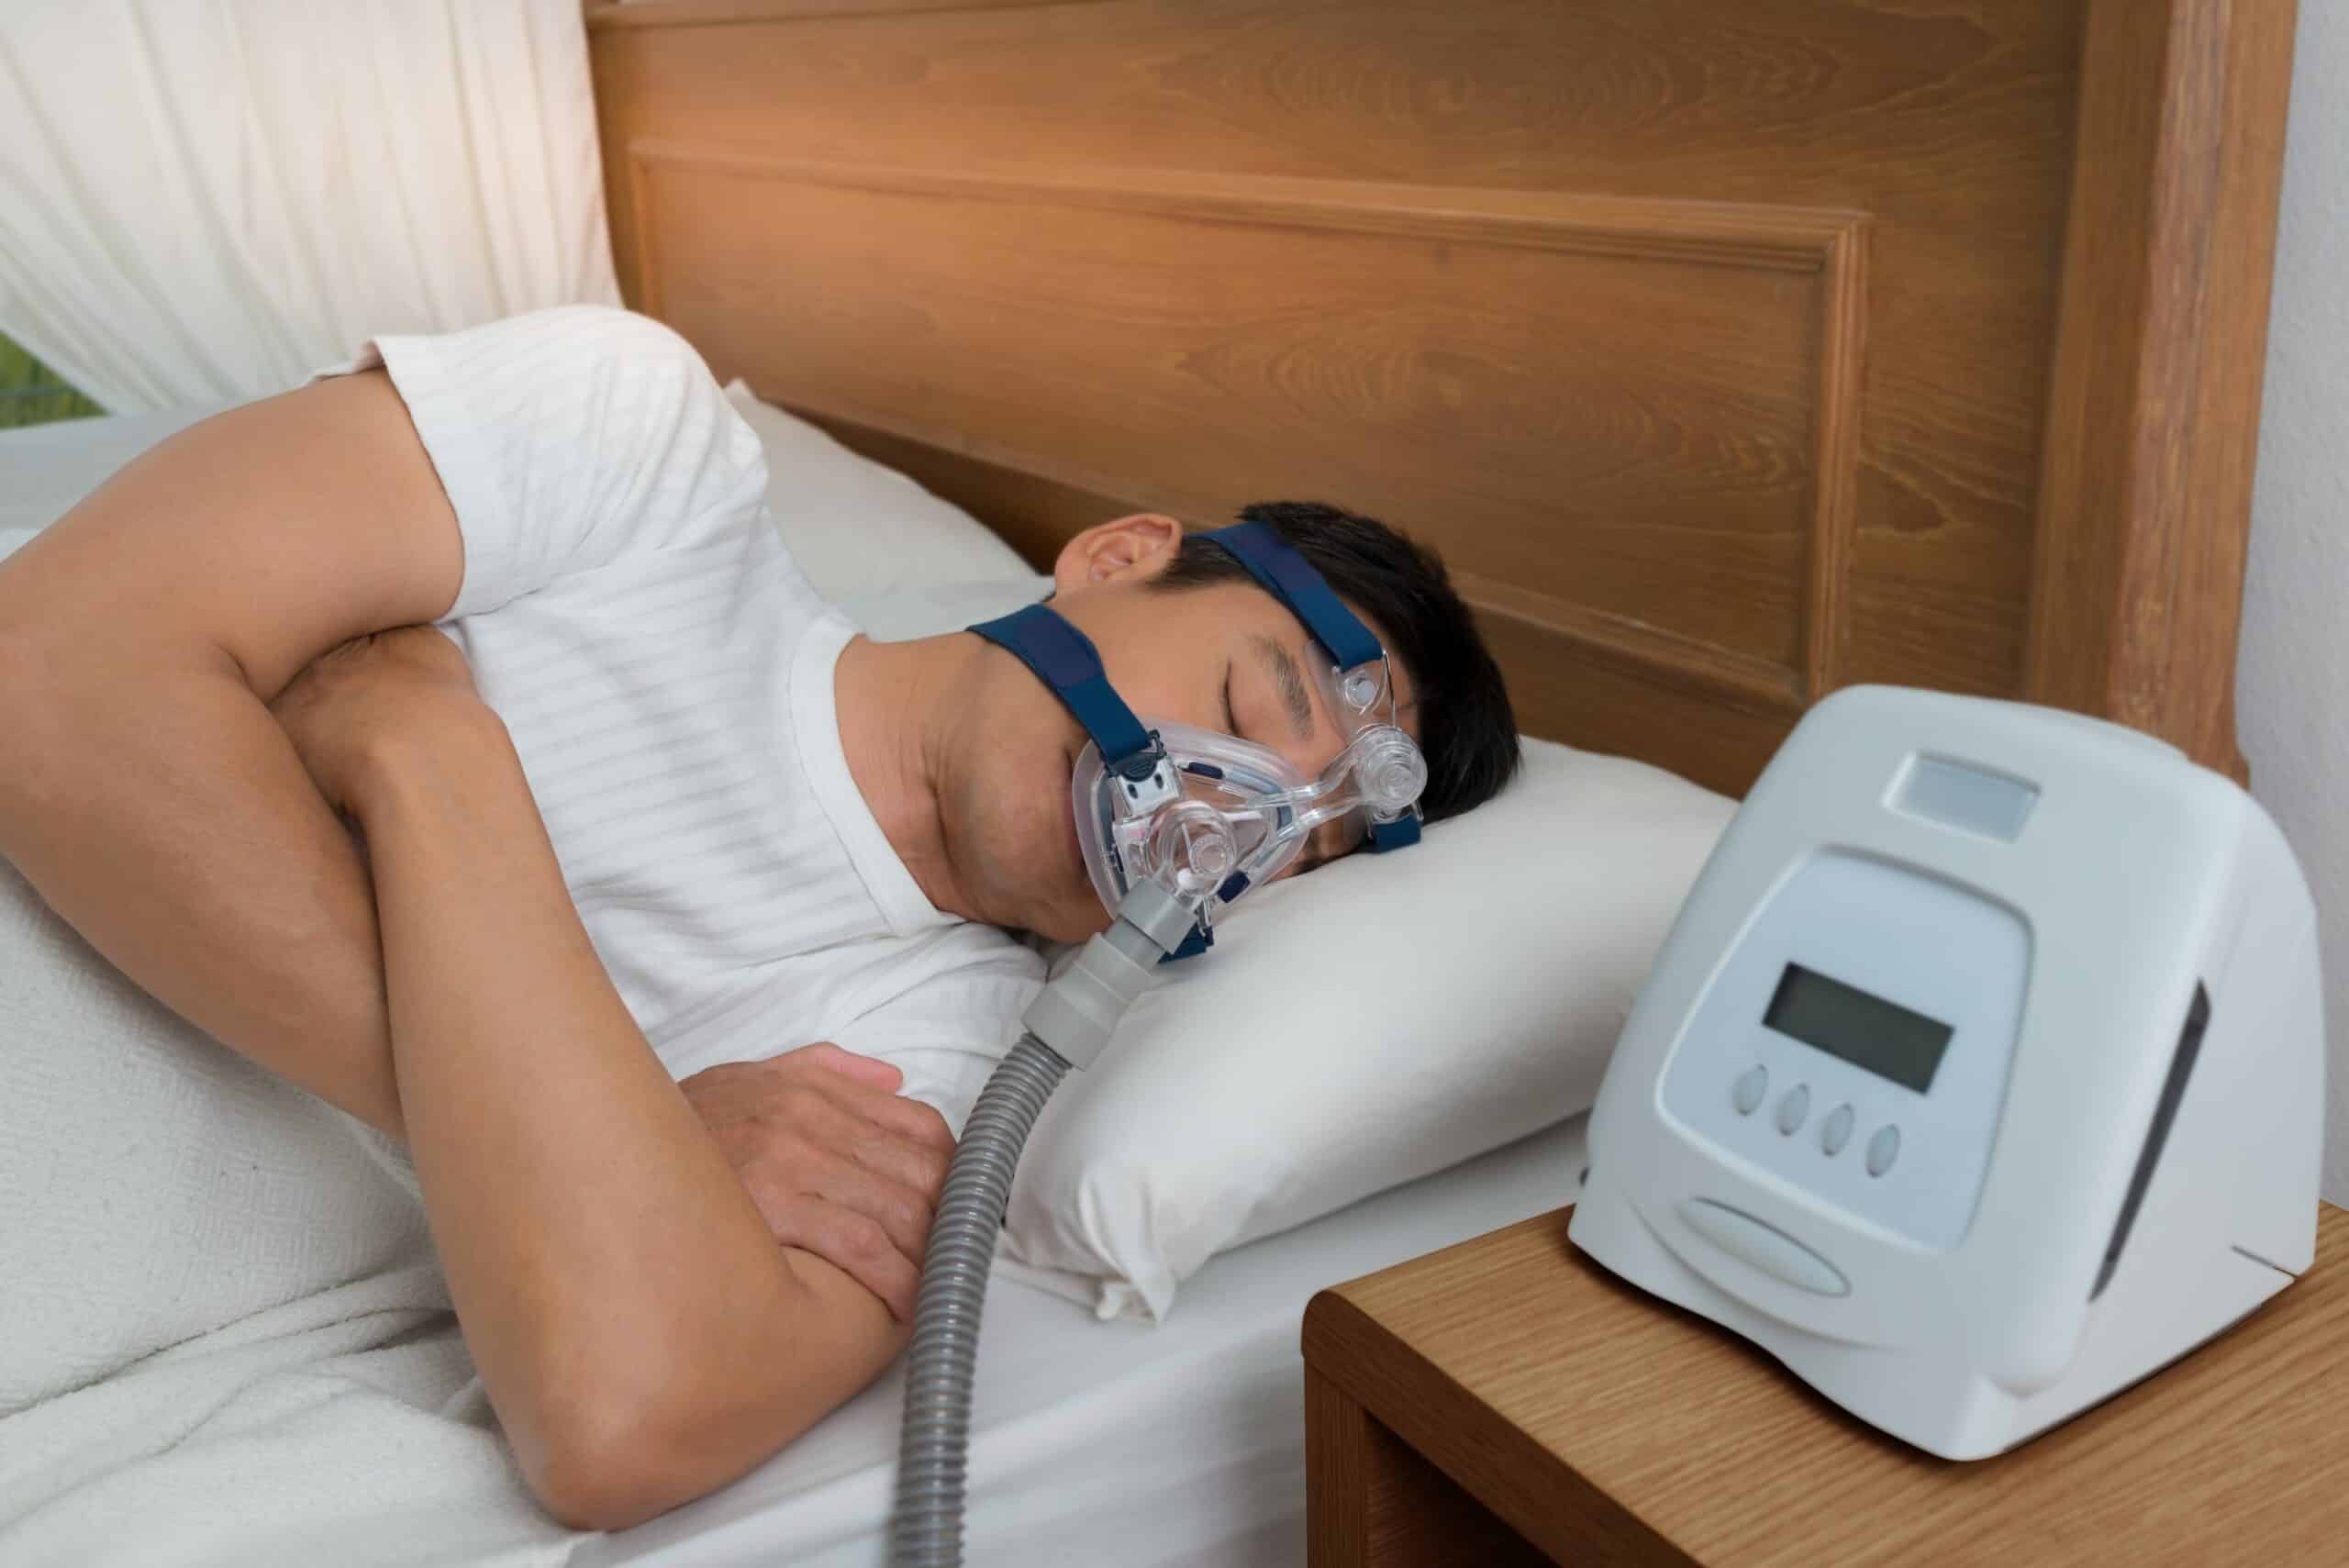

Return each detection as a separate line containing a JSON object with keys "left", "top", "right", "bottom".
{"left": 1023, "top": 880, "right": 1195, "bottom": 1071}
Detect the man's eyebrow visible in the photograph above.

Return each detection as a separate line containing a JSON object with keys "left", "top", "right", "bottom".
{"left": 1252, "top": 633, "right": 1315, "bottom": 741}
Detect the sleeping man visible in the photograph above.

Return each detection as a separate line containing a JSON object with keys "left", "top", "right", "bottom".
{"left": 0, "top": 305, "right": 1517, "bottom": 1530}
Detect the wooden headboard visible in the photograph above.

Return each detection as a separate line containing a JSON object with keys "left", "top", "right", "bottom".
{"left": 584, "top": 0, "right": 2295, "bottom": 797}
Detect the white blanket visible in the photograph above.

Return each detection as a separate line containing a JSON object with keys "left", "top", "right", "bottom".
{"left": 0, "top": 850, "right": 590, "bottom": 1565}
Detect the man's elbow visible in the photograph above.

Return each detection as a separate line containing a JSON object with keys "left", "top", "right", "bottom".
{"left": 522, "top": 1362, "right": 826, "bottom": 1533}
{"left": 523, "top": 1258, "right": 907, "bottom": 1532}
{"left": 528, "top": 1387, "right": 838, "bottom": 1534}
{"left": 526, "top": 1405, "right": 697, "bottom": 1534}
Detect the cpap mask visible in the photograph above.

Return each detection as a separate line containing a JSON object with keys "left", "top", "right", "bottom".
{"left": 897, "top": 523, "right": 1426, "bottom": 1566}
{"left": 970, "top": 519, "right": 1426, "bottom": 957}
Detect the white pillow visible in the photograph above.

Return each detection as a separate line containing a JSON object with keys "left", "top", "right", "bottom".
{"left": 999, "top": 736, "right": 1735, "bottom": 1320}
{"left": 720, "top": 379, "right": 1035, "bottom": 601}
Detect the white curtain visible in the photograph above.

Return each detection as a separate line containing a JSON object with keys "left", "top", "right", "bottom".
{"left": 0, "top": 0, "right": 620, "bottom": 413}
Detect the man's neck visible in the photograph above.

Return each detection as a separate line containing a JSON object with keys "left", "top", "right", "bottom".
{"left": 831, "top": 630, "right": 979, "bottom": 921}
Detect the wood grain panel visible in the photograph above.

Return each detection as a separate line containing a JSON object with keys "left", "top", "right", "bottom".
{"left": 591, "top": 0, "right": 2080, "bottom": 205}
{"left": 588, "top": 0, "right": 2293, "bottom": 795}
{"left": 631, "top": 148, "right": 1864, "bottom": 717}
{"left": 586, "top": 0, "right": 1071, "bottom": 28}
{"left": 2024, "top": 0, "right": 2299, "bottom": 783}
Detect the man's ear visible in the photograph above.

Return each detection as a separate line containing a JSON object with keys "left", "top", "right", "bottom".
{"left": 1052, "top": 514, "right": 1186, "bottom": 593}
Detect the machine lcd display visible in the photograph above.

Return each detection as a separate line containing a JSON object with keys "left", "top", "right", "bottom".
{"left": 1763, "top": 962, "right": 1954, "bottom": 1093}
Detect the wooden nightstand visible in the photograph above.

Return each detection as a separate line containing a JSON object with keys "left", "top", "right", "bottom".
{"left": 1302, "top": 1203, "right": 2346, "bottom": 1566}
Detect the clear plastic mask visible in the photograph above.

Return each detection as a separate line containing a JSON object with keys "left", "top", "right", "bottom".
{"left": 1070, "top": 653, "right": 1427, "bottom": 935}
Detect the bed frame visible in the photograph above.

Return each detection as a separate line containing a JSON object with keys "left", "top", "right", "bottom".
{"left": 583, "top": 0, "right": 2295, "bottom": 798}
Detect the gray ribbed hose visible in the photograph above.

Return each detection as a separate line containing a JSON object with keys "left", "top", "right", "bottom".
{"left": 890, "top": 883, "right": 1194, "bottom": 1568}
{"left": 888, "top": 1033, "right": 1070, "bottom": 1566}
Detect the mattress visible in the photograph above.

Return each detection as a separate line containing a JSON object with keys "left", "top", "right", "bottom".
{"left": 578, "top": 1117, "right": 1589, "bottom": 1568}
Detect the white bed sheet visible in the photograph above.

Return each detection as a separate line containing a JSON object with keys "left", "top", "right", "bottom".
{"left": 579, "top": 1116, "right": 1588, "bottom": 1568}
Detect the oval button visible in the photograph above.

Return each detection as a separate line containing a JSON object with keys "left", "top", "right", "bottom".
{"left": 1820, "top": 1104, "right": 1855, "bottom": 1156}
{"left": 1775, "top": 1084, "right": 1810, "bottom": 1135}
{"left": 1678, "top": 1198, "right": 1851, "bottom": 1296}
{"left": 1731, "top": 1065, "right": 1768, "bottom": 1116}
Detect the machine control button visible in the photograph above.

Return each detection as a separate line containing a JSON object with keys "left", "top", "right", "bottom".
{"left": 1678, "top": 1198, "right": 1850, "bottom": 1296}
{"left": 1820, "top": 1104, "right": 1855, "bottom": 1156}
{"left": 1732, "top": 1065, "right": 1768, "bottom": 1116}
{"left": 1865, "top": 1123, "right": 1902, "bottom": 1177}
{"left": 1775, "top": 1084, "right": 1811, "bottom": 1135}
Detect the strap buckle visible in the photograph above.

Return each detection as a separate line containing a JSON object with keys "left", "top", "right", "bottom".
{"left": 1110, "top": 734, "right": 1181, "bottom": 814}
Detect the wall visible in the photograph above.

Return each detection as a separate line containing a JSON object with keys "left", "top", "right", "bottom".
{"left": 2241, "top": 1, "right": 2349, "bottom": 1201}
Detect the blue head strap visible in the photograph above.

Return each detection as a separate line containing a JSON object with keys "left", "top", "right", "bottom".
{"left": 1192, "top": 522, "right": 1420, "bottom": 850}
{"left": 965, "top": 602, "right": 1157, "bottom": 779}
{"left": 1191, "top": 520, "right": 1384, "bottom": 671}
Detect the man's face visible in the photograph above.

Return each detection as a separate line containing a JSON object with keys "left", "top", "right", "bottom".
{"left": 941, "top": 514, "right": 1420, "bottom": 943}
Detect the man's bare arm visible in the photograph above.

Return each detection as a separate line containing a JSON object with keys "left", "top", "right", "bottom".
{"left": 0, "top": 373, "right": 464, "bottom": 1139}
{"left": 351, "top": 693, "right": 910, "bottom": 1531}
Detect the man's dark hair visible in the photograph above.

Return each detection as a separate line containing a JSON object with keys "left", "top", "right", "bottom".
{"left": 1149, "top": 500, "right": 1520, "bottom": 823}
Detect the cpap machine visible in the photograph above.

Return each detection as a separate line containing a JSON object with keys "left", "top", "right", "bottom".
{"left": 1570, "top": 685, "right": 2322, "bottom": 1460}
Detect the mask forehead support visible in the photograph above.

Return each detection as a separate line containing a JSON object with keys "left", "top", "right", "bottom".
{"left": 1193, "top": 521, "right": 1423, "bottom": 850}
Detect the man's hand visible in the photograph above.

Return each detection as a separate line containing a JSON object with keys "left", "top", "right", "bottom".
{"left": 268, "top": 625, "right": 482, "bottom": 816}
{"left": 678, "top": 1043, "right": 955, "bottom": 1322}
